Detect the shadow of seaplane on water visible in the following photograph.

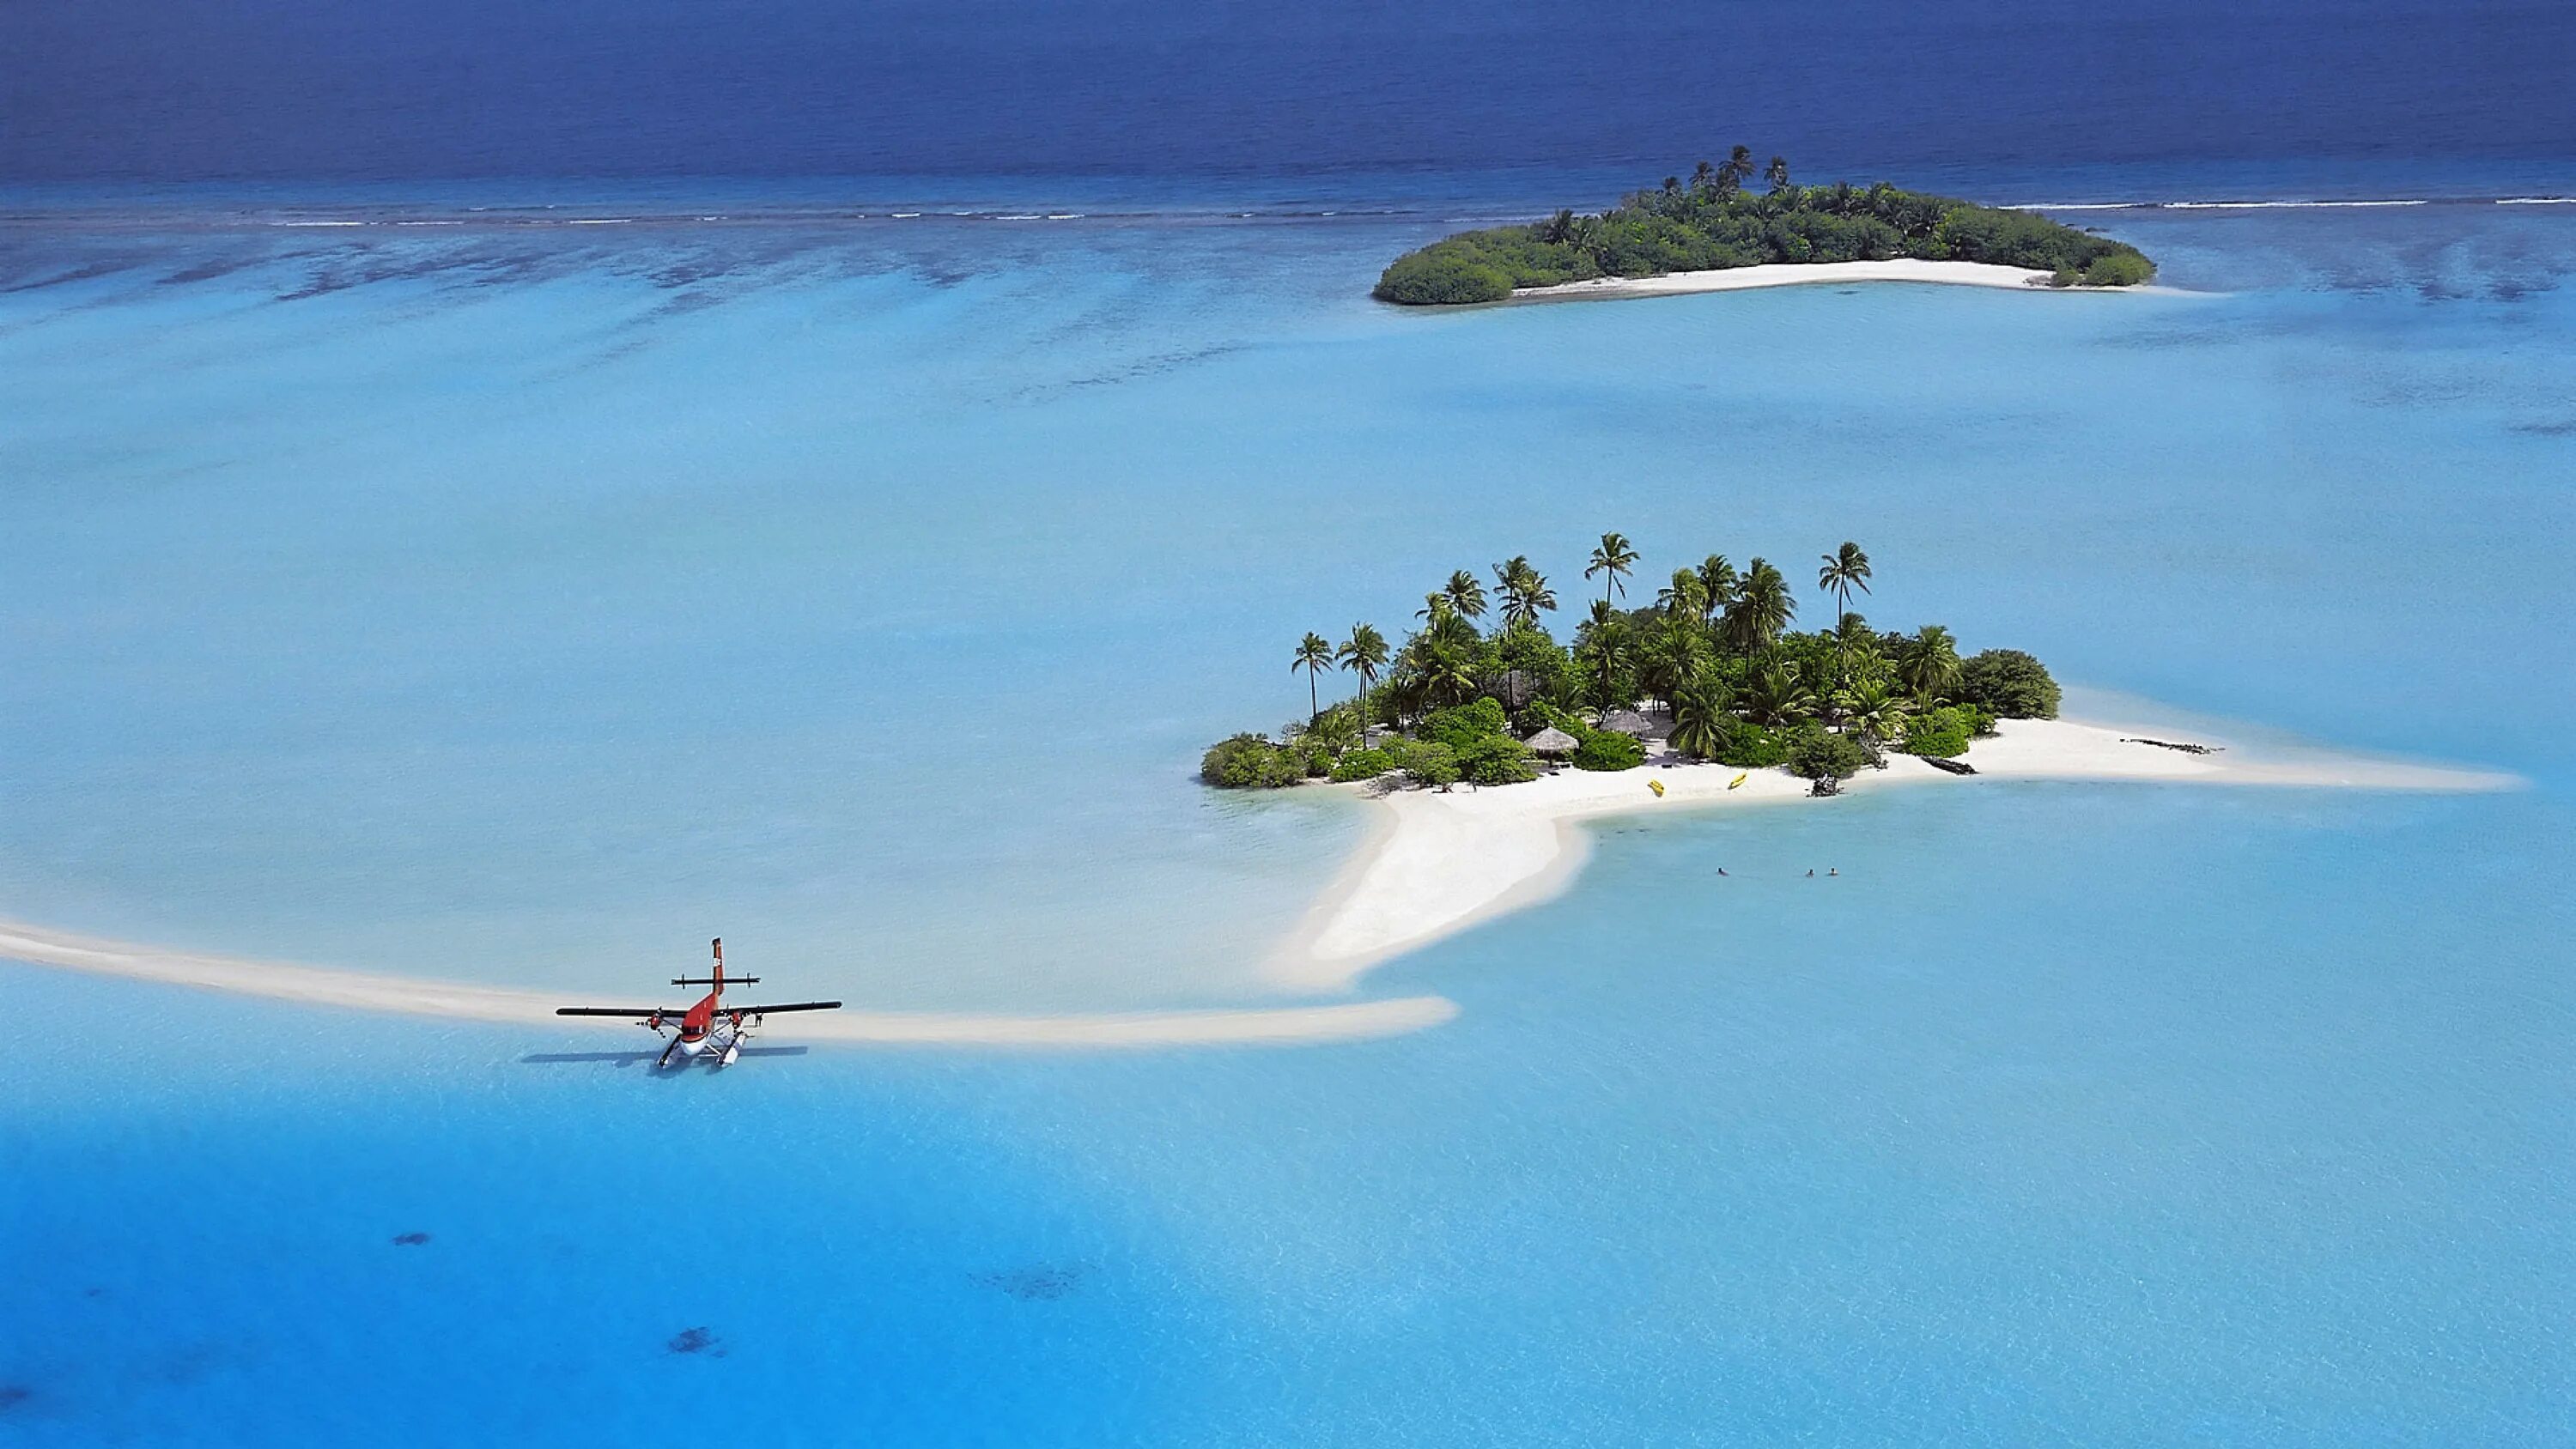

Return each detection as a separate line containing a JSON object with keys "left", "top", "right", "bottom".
{"left": 553, "top": 938, "right": 841, "bottom": 1070}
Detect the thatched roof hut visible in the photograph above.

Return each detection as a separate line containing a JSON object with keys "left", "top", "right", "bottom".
{"left": 1599, "top": 709, "right": 1659, "bottom": 737}
{"left": 1523, "top": 725, "right": 1580, "bottom": 757}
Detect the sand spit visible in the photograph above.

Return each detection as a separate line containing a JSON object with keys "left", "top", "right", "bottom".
{"left": 0, "top": 919, "right": 1457, "bottom": 1049}
{"left": 1270, "top": 717, "right": 2517, "bottom": 992}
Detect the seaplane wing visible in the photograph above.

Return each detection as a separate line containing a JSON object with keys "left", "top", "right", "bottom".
{"left": 555, "top": 1006, "right": 690, "bottom": 1019}
{"left": 723, "top": 1001, "right": 842, "bottom": 1015}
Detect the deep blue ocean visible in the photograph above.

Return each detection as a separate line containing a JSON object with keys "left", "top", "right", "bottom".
{"left": 5, "top": 3, "right": 2575, "bottom": 1443}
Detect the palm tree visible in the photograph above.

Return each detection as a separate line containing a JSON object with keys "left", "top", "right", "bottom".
{"left": 1838, "top": 677, "right": 1911, "bottom": 748}
{"left": 1414, "top": 630, "right": 1480, "bottom": 708}
{"left": 1638, "top": 613, "right": 1710, "bottom": 706}
{"left": 1304, "top": 704, "right": 1360, "bottom": 755}
{"left": 1716, "top": 144, "right": 1754, "bottom": 194}
{"left": 1656, "top": 567, "right": 1708, "bottom": 619}
{"left": 1443, "top": 568, "right": 1488, "bottom": 622}
{"left": 1765, "top": 155, "right": 1791, "bottom": 193}
{"left": 1577, "top": 600, "right": 1634, "bottom": 713}
{"left": 1900, "top": 624, "right": 1962, "bottom": 705}
{"left": 1817, "top": 542, "right": 1873, "bottom": 631}
{"left": 1416, "top": 591, "right": 1453, "bottom": 624}
{"left": 1668, "top": 670, "right": 1735, "bottom": 760}
{"left": 1337, "top": 624, "right": 1389, "bottom": 747}
{"left": 1586, "top": 531, "right": 1638, "bottom": 606}
{"left": 1744, "top": 661, "right": 1818, "bottom": 726}
{"left": 1492, "top": 555, "right": 1557, "bottom": 628}
{"left": 1696, "top": 554, "right": 1738, "bottom": 618}
{"left": 1724, "top": 557, "right": 1796, "bottom": 652}
{"left": 1292, "top": 632, "right": 1334, "bottom": 728}
{"left": 1567, "top": 214, "right": 1607, "bottom": 265}
{"left": 1817, "top": 540, "right": 1873, "bottom": 692}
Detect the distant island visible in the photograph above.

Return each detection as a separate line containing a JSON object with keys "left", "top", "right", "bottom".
{"left": 1205, "top": 533, "right": 2062, "bottom": 796}
{"left": 1374, "top": 149, "right": 2154, "bottom": 305}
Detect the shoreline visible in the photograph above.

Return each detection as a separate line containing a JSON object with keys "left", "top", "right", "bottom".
{"left": 1267, "top": 715, "right": 2517, "bottom": 992}
{"left": 1507, "top": 258, "right": 2168, "bottom": 302}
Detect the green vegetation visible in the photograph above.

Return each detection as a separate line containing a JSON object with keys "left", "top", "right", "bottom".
{"left": 1958, "top": 648, "right": 2063, "bottom": 719}
{"left": 1203, "top": 532, "right": 2060, "bottom": 792}
{"left": 1783, "top": 724, "right": 1874, "bottom": 784}
{"left": 1899, "top": 704, "right": 1995, "bottom": 760}
{"left": 1372, "top": 155, "right": 2153, "bottom": 305}
{"left": 1200, "top": 732, "right": 1313, "bottom": 789}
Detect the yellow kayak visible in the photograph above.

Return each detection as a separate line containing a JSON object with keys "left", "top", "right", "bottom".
{"left": 1728, "top": 773, "right": 1747, "bottom": 790}
{"left": 1647, "top": 778, "right": 1665, "bottom": 797}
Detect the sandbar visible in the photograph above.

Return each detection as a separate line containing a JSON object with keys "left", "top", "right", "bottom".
{"left": 0, "top": 919, "right": 1456, "bottom": 1049}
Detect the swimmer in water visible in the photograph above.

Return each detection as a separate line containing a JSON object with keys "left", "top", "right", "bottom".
{"left": 1805, "top": 869, "right": 1815, "bottom": 877}
{"left": 1829, "top": 867, "right": 1838, "bottom": 877}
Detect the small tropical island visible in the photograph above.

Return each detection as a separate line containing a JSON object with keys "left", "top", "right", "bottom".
{"left": 1206, "top": 534, "right": 2055, "bottom": 797}
{"left": 1205, "top": 532, "right": 2512, "bottom": 994}
{"left": 1374, "top": 149, "right": 2154, "bottom": 306}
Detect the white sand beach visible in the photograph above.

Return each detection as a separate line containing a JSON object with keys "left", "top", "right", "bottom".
{"left": 1269, "top": 716, "right": 2517, "bottom": 992}
{"left": 1511, "top": 258, "right": 2137, "bottom": 301}
{"left": 0, "top": 919, "right": 1457, "bottom": 1049}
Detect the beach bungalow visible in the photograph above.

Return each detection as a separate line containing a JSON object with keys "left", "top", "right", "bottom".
{"left": 1523, "top": 725, "right": 1579, "bottom": 771}
{"left": 1598, "top": 708, "right": 1660, "bottom": 738}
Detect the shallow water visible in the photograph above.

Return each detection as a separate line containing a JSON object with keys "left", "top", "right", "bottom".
{"left": 3, "top": 185, "right": 2573, "bottom": 1441}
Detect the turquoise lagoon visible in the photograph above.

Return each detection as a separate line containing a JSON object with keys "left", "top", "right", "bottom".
{"left": 3, "top": 187, "right": 2572, "bottom": 1441}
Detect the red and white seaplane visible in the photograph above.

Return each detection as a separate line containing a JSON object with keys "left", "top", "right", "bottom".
{"left": 556, "top": 938, "right": 841, "bottom": 1069}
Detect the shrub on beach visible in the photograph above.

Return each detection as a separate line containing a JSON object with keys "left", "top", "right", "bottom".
{"left": 1200, "top": 733, "right": 1307, "bottom": 789}
{"left": 1454, "top": 734, "right": 1538, "bottom": 785}
{"left": 1902, "top": 706, "right": 1974, "bottom": 759}
{"left": 1571, "top": 729, "right": 1645, "bottom": 772}
{"left": 1958, "top": 649, "right": 2061, "bottom": 718}
{"left": 2082, "top": 252, "right": 2155, "bottom": 287}
{"left": 1709, "top": 718, "right": 1789, "bottom": 768}
{"left": 1400, "top": 742, "right": 1461, "bottom": 788}
{"left": 1328, "top": 747, "right": 1399, "bottom": 783}
{"left": 1424, "top": 698, "right": 1511, "bottom": 751}
{"left": 1783, "top": 723, "right": 1873, "bottom": 781}
{"left": 1374, "top": 246, "right": 1517, "bottom": 305}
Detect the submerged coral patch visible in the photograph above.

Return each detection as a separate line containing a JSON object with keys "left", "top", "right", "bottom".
{"left": 972, "top": 1264, "right": 1085, "bottom": 1300}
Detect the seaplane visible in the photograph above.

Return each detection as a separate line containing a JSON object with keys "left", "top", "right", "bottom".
{"left": 556, "top": 939, "right": 841, "bottom": 1069}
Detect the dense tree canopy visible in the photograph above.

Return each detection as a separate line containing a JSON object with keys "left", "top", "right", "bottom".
{"left": 1206, "top": 533, "right": 2059, "bottom": 790}
{"left": 1374, "top": 159, "right": 2153, "bottom": 305}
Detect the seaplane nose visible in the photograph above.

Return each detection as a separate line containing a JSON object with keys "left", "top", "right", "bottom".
{"left": 677, "top": 1036, "right": 708, "bottom": 1055}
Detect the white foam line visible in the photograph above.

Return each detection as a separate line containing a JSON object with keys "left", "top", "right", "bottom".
{"left": 0, "top": 919, "right": 1457, "bottom": 1052}
{"left": 2163, "top": 199, "right": 2429, "bottom": 209}
{"left": 2499, "top": 197, "right": 2576, "bottom": 205}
